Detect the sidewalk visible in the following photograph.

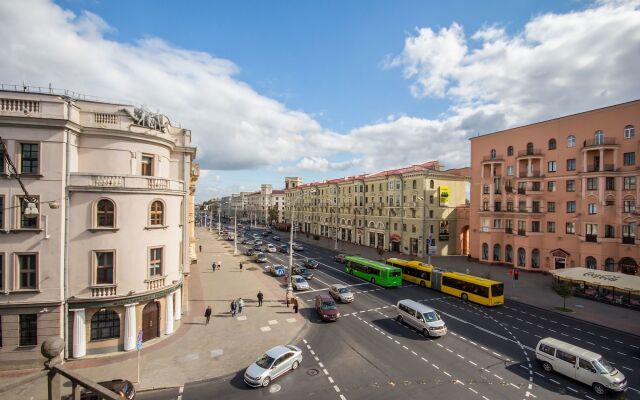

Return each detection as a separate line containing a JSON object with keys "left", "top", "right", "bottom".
{"left": 292, "top": 232, "right": 640, "bottom": 337}
{"left": 0, "top": 227, "right": 306, "bottom": 399}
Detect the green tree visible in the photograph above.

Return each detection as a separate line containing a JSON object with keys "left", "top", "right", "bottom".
{"left": 267, "top": 206, "right": 279, "bottom": 225}
{"left": 555, "top": 283, "right": 572, "bottom": 311}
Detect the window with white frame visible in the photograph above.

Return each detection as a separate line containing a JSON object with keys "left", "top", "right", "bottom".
{"left": 624, "top": 125, "right": 635, "bottom": 139}
{"left": 141, "top": 154, "right": 153, "bottom": 176}
{"left": 96, "top": 199, "right": 115, "bottom": 228}
{"left": 588, "top": 203, "right": 597, "bottom": 214}
{"left": 148, "top": 247, "right": 163, "bottom": 277}
{"left": 624, "top": 176, "right": 637, "bottom": 190}
{"left": 95, "top": 251, "right": 115, "bottom": 285}
{"left": 506, "top": 166, "right": 514, "bottom": 176}
{"left": 149, "top": 200, "right": 164, "bottom": 225}
{"left": 17, "top": 195, "right": 40, "bottom": 229}
{"left": 548, "top": 161, "right": 556, "bottom": 172}
{"left": 624, "top": 199, "right": 636, "bottom": 213}
{"left": 567, "top": 135, "right": 576, "bottom": 148}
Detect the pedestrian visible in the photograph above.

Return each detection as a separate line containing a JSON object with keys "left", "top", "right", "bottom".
{"left": 217, "top": 260, "right": 221, "bottom": 271}
{"left": 230, "top": 299, "right": 237, "bottom": 317}
{"left": 204, "top": 305, "right": 212, "bottom": 325}
{"left": 514, "top": 268, "right": 519, "bottom": 280}
{"left": 292, "top": 296, "right": 299, "bottom": 314}
{"left": 239, "top": 262, "right": 243, "bottom": 271}
{"left": 211, "top": 261, "right": 216, "bottom": 273}
{"left": 465, "top": 268, "right": 470, "bottom": 275}
{"left": 199, "top": 244, "right": 202, "bottom": 253}
{"left": 257, "top": 291, "right": 264, "bottom": 307}
{"left": 237, "top": 298, "right": 244, "bottom": 314}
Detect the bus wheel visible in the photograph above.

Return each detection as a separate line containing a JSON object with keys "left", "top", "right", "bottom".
{"left": 461, "top": 293, "right": 468, "bottom": 302}
{"left": 420, "top": 280, "right": 426, "bottom": 287}
{"left": 371, "top": 278, "right": 376, "bottom": 284}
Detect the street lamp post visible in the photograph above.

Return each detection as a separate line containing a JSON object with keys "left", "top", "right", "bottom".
{"left": 234, "top": 205, "right": 238, "bottom": 255}
{"left": 418, "top": 195, "right": 432, "bottom": 265}
{"left": 217, "top": 206, "right": 221, "bottom": 236}
{"left": 334, "top": 197, "right": 339, "bottom": 250}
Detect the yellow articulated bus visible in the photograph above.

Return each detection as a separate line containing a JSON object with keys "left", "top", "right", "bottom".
{"left": 385, "top": 258, "right": 504, "bottom": 306}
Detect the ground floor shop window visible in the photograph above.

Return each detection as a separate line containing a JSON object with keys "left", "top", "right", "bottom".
{"left": 19, "top": 314, "right": 37, "bottom": 346}
{"left": 91, "top": 310, "right": 120, "bottom": 340}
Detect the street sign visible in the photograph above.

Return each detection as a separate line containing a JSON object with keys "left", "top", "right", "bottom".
{"left": 428, "top": 246, "right": 437, "bottom": 255}
{"left": 136, "top": 329, "right": 143, "bottom": 351}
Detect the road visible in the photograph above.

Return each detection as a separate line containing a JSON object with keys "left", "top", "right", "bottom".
{"left": 140, "top": 226, "right": 640, "bottom": 400}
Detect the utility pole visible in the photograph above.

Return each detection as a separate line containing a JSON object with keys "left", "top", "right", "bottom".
{"left": 234, "top": 205, "right": 238, "bottom": 255}
{"left": 217, "top": 206, "right": 221, "bottom": 236}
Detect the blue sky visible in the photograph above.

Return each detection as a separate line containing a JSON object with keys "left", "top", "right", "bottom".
{"left": 2, "top": 0, "right": 639, "bottom": 200}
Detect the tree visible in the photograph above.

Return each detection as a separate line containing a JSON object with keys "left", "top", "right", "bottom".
{"left": 267, "top": 206, "right": 279, "bottom": 225}
{"left": 555, "top": 283, "right": 572, "bottom": 311}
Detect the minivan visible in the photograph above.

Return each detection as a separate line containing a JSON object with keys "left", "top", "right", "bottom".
{"left": 535, "top": 337, "right": 627, "bottom": 395}
{"left": 396, "top": 299, "right": 446, "bottom": 337}
{"left": 315, "top": 294, "right": 340, "bottom": 322}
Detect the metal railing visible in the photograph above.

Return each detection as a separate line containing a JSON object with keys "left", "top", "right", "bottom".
{"left": 584, "top": 138, "right": 617, "bottom": 147}
{"left": 517, "top": 149, "right": 542, "bottom": 156}
{"left": 0, "top": 83, "right": 130, "bottom": 106}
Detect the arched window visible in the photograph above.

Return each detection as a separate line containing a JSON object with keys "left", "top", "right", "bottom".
{"left": 517, "top": 247, "right": 526, "bottom": 267}
{"left": 604, "top": 258, "right": 615, "bottom": 272}
{"left": 90, "top": 310, "right": 120, "bottom": 340}
{"left": 585, "top": 256, "right": 597, "bottom": 269}
{"left": 507, "top": 146, "right": 514, "bottom": 156}
{"left": 412, "top": 180, "right": 417, "bottom": 189}
{"left": 481, "top": 243, "right": 489, "bottom": 260}
{"left": 493, "top": 244, "right": 501, "bottom": 262}
{"left": 624, "top": 125, "right": 635, "bottom": 139}
{"left": 548, "top": 139, "right": 556, "bottom": 150}
{"left": 429, "top": 180, "right": 434, "bottom": 189}
{"left": 532, "top": 249, "right": 540, "bottom": 268}
{"left": 594, "top": 130, "right": 604, "bottom": 145}
{"left": 490, "top": 149, "right": 497, "bottom": 160}
{"left": 505, "top": 245, "right": 513, "bottom": 263}
{"left": 96, "top": 199, "right": 115, "bottom": 228}
{"left": 149, "top": 200, "right": 164, "bottom": 225}
{"left": 526, "top": 142, "right": 534, "bottom": 155}
{"left": 567, "top": 135, "right": 576, "bottom": 148}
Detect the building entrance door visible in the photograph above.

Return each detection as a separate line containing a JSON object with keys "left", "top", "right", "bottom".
{"left": 410, "top": 238, "right": 418, "bottom": 255}
{"left": 142, "top": 301, "right": 160, "bottom": 341}
{"left": 554, "top": 258, "right": 566, "bottom": 269}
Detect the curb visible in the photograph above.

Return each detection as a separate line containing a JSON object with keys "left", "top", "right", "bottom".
{"left": 137, "top": 385, "right": 182, "bottom": 393}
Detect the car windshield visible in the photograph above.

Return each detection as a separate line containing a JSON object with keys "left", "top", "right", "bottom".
{"left": 321, "top": 302, "right": 337, "bottom": 310}
{"left": 338, "top": 288, "right": 350, "bottom": 294}
{"left": 423, "top": 312, "right": 441, "bottom": 322}
{"left": 295, "top": 278, "right": 305, "bottom": 283}
{"left": 593, "top": 357, "right": 615, "bottom": 374}
{"left": 255, "top": 353, "right": 275, "bottom": 369}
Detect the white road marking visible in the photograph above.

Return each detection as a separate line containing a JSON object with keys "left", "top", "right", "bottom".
{"left": 469, "top": 388, "right": 478, "bottom": 394}
{"left": 493, "top": 374, "right": 503, "bottom": 380}
{"left": 268, "top": 319, "right": 278, "bottom": 325}
{"left": 318, "top": 362, "right": 324, "bottom": 368}
{"left": 334, "top": 385, "right": 340, "bottom": 393}
{"left": 259, "top": 326, "right": 271, "bottom": 332}
{"left": 286, "top": 318, "right": 297, "bottom": 323}
{"left": 443, "top": 371, "right": 451, "bottom": 377}
{"left": 237, "top": 315, "right": 247, "bottom": 321}
{"left": 549, "top": 378, "right": 561, "bottom": 384}
{"left": 566, "top": 387, "right": 578, "bottom": 393}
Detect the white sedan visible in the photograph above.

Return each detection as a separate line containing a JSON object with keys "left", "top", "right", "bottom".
{"left": 292, "top": 275, "right": 309, "bottom": 291}
{"left": 244, "top": 345, "right": 303, "bottom": 387}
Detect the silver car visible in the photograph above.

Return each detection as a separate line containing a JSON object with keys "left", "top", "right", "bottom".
{"left": 292, "top": 275, "right": 309, "bottom": 291}
{"left": 244, "top": 345, "right": 303, "bottom": 387}
{"left": 329, "top": 284, "right": 354, "bottom": 303}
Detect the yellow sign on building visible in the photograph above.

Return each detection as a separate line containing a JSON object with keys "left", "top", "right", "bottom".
{"left": 439, "top": 186, "right": 450, "bottom": 206}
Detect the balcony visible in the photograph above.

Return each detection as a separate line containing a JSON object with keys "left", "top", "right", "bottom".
{"left": 622, "top": 237, "right": 636, "bottom": 244}
{"left": 494, "top": 189, "right": 502, "bottom": 195}
{"left": 517, "top": 149, "right": 543, "bottom": 157}
{"left": 70, "top": 173, "right": 185, "bottom": 192}
{"left": 145, "top": 276, "right": 166, "bottom": 291}
{"left": 517, "top": 188, "right": 526, "bottom": 195}
{"left": 586, "top": 164, "right": 616, "bottom": 172}
{"left": 505, "top": 227, "right": 513, "bottom": 234}
{"left": 517, "top": 229, "right": 526, "bottom": 236}
{"left": 583, "top": 138, "right": 617, "bottom": 148}
{"left": 91, "top": 285, "right": 117, "bottom": 297}
{"left": 481, "top": 155, "right": 504, "bottom": 162}
{"left": 585, "top": 234, "right": 598, "bottom": 243}
{"left": 518, "top": 171, "right": 544, "bottom": 178}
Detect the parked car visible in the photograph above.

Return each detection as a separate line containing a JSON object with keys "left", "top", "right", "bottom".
{"left": 292, "top": 275, "right": 309, "bottom": 291}
{"left": 329, "top": 284, "right": 354, "bottom": 303}
{"left": 396, "top": 299, "right": 447, "bottom": 338}
{"left": 315, "top": 294, "right": 340, "bottom": 322}
{"left": 292, "top": 243, "right": 304, "bottom": 251}
{"left": 265, "top": 244, "right": 277, "bottom": 253}
{"left": 226, "top": 234, "right": 235, "bottom": 241}
{"left": 254, "top": 252, "right": 267, "bottom": 263}
{"left": 272, "top": 235, "right": 281, "bottom": 241}
{"left": 292, "top": 266, "right": 313, "bottom": 280}
{"left": 334, "top": 254, "right": 346, "bottom": 263}
{"left": 303, "top": 258, "right": 319, "bottom": 269}
{"left": 244, "top": 345, "right": 303, "bottom": 388}
{"left": 269, "top": 264, "right": 286, "bottom": 277}
{"left": 65, "top": 379, "right": 136, "bottom": 400}
{"left": 245, "top": 249, "right": 256, "bottom": 257}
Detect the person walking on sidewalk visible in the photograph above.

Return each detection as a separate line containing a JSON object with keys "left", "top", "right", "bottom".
{"left": 239, "top": 262, "right": 243, "bottom": 271}
{"left": 257, "top": 291, "right": 264, "bottom": 307}
{"left": 204, "top": 305, "right": 212, "bottom": 325}
{"left": 237, "top": 298, "right": 245, "bottom": 314}
{"left": 217, "top": 260, "right": 222, "bottom": 271}
{"left": 199, "top": 244, "right": 202, "bottom": 253}
{"left": 211, "top": 261, "right": 216, "bottom": 273}
{"left": 230, "top": 299, "right": 237, "bottom": 317}
{"left": 292, "top": 296, "right": 299, "bottom": 313}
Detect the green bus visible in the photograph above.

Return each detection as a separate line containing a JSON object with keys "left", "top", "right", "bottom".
{"left": 344, "top": 256, "right": 402, "bottom": 287}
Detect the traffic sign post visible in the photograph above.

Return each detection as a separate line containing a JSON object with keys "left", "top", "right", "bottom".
{"left": 136, "top": 330, "right": 143, "bottom": 383}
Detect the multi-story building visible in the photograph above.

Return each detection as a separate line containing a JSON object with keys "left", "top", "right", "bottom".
{"left": 272, "top": 189, "right": 285, "bottom": 223}
{"left": 285, "top": 162, "right": 470, "bottom": 257}
{"left": 470, "top": 100, "right": 639, "bottom": 274}
{"left": 0, "top": 87, "right": 196, "bottom": 369}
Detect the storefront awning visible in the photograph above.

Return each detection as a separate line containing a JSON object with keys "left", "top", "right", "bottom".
{"left": 390, "top": 233, "right": 401, "bottom": 242}
{"left": 551, "top": 267, "right": 640, "bottom": 292}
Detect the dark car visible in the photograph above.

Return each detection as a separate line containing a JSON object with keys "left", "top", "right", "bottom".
{"left": 315, "top": 294, "right": 340, "bottom": 322}
{"left": 266, "top": 229, "right": 273, "bottom": 234}
{"left": 262, "top": 231, "right": 270, "bottom": 236}
{"left": 278, "top": 244, "right": 289, "bottom": 254}
{"left": 245, "top": 248, "right": 256, "bottom": 257}
{"left": 65, "top": 379, "right": 136, "bottom": 400}
{"left": 334, "top": 254, "right": 346, "bottom": 263}
{"left": 303, "top": 258, "right": 319, "bottom": 269}
{"left": 293, "top": 266, "right": 313, "bottom": 280}
{"left": 272, "top": 235, "right": 281, "bottom": 241}
{"left": 241, "top": 238, "right": 253, "bottom": 245}
{"left": 253, "top": 244, "right": 262, "bottom": 251}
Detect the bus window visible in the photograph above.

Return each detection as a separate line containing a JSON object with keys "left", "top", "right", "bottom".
{"left": 491, "top": 284, "right": 504, "bottom": 297}
{"left": 390, "top": 271, "right": 401, "bottom": 277}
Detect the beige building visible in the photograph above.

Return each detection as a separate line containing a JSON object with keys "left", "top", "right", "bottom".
{"left": 470, "top": 100, "right": 639, "bottom": 274}
{"left": 285, "top": 162, "right": 469, "bottom": 257}
{"left": 0, "top": 87, "right": 196, "bottom": 369}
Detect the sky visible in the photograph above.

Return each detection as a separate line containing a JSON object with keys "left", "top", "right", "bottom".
{"left": 1, "top": 0, "right": 639, "bottom": 201}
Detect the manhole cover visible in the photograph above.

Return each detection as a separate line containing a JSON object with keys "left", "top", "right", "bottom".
{"left": 268, "top": 384, "right": 281, "bottom": 393}
{"left": 307, "top": 368, "right": 320, "bottom": 376}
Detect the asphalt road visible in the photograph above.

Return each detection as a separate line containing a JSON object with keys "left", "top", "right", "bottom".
{"left": 140, "top": 225, "right": 640, "bottom": 400}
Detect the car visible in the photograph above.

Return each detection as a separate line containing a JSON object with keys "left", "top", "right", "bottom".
{"left": 293, "top": 266, "right": 313, "bottom": 280}
{"left": 269, "top": 264, "right": 286, "bottom": 277}
{"left": 252, "top": 234, "right": 261, "bottom": 240}
{"left": 244, "top": 345, "right": 303, "bottom": 388}
{"left": 329, "top": 284, "right": 354, "bottom": 303}
{"left": 241, "top": 238, "right": 253, "bottom": 245}
{"left": 254, "top": 252, "right": 267, "bottom": 263}
{"left": 292, "top": 243, "right": 304, "bottom": 251}
{"left": 245, "top": 249, "right": 256, "bottom": 257}
{"left": 278, "top": 244, "right": 289, "bottom": 254}
{"left": 226, "top": 234, "right": 235, "bottom": 241}
{"left": 262, "top": 231, "right": 270, "bottom": 236}
{"left": 292, "top": 275, "right": 309, "bottom": 291}
{"left": 303, "top": 258, "right": 320, "bottom": 269}
{"left": 334, "top": 254, "right": 346, "bottom": 263}
{"left": 65, "top": 379, "right": 136, "bottom": 400}
{"left": 396, "top": 299, "right": 447, "bottom": 338}
{"left": 254, "top": 239, "right": 263, "bottom": 246}
{"left": 253, "top": 244, "right": 262, "bottom": 251}
{"left": 266, "top": 229, "right": 273, "bottom": 234}
{"left": 265, "top": 244, "right": 277, "bottom": 253}
{"left": 316, "top": 294, "right": 340, "bottom": 322}
{"left": 272, "top": 235, "right": 281, "bottom": 241}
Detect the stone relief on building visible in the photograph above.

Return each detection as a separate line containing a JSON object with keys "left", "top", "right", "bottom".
{"left": 121, "top": 107, "right": 171, "bottom": 133}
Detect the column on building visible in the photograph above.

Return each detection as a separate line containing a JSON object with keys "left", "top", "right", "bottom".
{"left": 71, "top": 309, "right": 86, "bottom": 358}
{"left": 174, "top": 287, "right": 182, "bottom": 320}
{"left": 165, "top": 293, "right": 174, "bottom": 335}
{"left": 123, "top": 303, "right": 137, "bottom": 351}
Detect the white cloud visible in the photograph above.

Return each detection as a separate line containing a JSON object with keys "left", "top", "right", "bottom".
{"left": 277, "top": 157, "right": 362, "bottom": 173}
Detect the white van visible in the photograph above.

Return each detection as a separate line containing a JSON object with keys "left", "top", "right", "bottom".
{"left": 396, "top": 299, "right": 447, "bottom": 337}
{"left": 535, "top": 337, "right": 627, "bottom": 395}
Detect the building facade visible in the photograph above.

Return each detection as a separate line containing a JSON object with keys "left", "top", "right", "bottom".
{"left": 0, "top": 88, "right": 196, "bottom": 369}
{"left": 285, "top": 162, "right": 470, "bottom": 257}
{"left": 470, "top": 100, "right": 639, "bottom": 274}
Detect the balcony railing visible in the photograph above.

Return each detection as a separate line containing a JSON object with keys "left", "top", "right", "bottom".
{"left": 505, "top": 186, "right": 513, "bottom": 193}
{"left": 587, "top": 164, "right": 616, "bottom": 172}
{"left": 91, "top": 285, "right": 117, "bottom": 297}
{"left": 517, "top": 229, "right": 526, "bottom": 236}
{"left": 70, "top": 173, "right": 185, "bottom": 192}
{"left": 517, "top": 149, "right": 543, "bottom": 157}
{"left": 505, "top": 227, "right": 513, "bottom": 234}
{"left": 584, "top": 138, "right": 617, "bottom": 147}
{"left": 518, "top": 171, "right": 544, "bottom": 178}
{"left": 482, "top": 155, "right": 504, "bottom": 162}
{"left": 146, "top": 276, "right": 166, "bottom": 291}
{"left": 517, "top": 188, "right": 526, "bottom": 195}
{"left": 585, "top": 234, "right": 598, "bottom": 243}
{"left": 622, "top": 237, "right": 636, "bottom": 244}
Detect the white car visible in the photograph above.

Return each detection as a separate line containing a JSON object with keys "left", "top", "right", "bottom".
{"left": 329, "top": 284, "right": 354, "bottom": 303}
{"left": 266, "top": 244, "right": 277, "bottom": 253}
{"left": 292, "top": 275, "right": 309, "bottom": 291}
{"left": 244, "top": 345, "right": 303, "bottom": 387}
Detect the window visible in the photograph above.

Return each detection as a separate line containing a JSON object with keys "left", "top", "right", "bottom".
{"left": 532, "top": 201, "right": 541, "bottom": 213}
{"left": 505, "top": 244, "right": 513, "bottom": 263}
{"left": 517, "top": 248, "right": 526, "bottom": 267}
{"left": 547, "top": 181, "right": 556, "bottom": 192}
{"left": 587, "top": 178, "right": 597, "bottom": 191}
{"left": 18, "top": 253, "right": 37, "bottom": 289}
{"left": 624, "top": 152, "right": 636, "bottom": 166}
{"left": 585, "top": 256, "right": 597, "bottom": 269}
{"left": 538, "top": 343, "right": 555, "bottom": 356}
{"left": 586, "top": 224, "right": 598, "bottom": 241}
{"left": 483, "top": 185, "right": 489, "bottom": 195}
{"left": 624, "top": 125, "right": 635, "bottom": 139}
{"left": 481, "top": 243, "right": 488, "bottom": 260}
{"left": 606, "top": 177, "right": 615, "bottom": 191}
{"left": 547, "top": 202, "right": 556, "bottom": 212}
{"left": 19, "top": 314, "right": 37, "bottom": 346}
{"left": 588, "top": 203, "right": 597, "bottom": 214}
{"left": 623, "top": 199, "right": 635, "bottom": 213}
{"left": 566, "top": 201, "right": 576, "bottom": 213}
{"left": 493, "top": 219, "right": 502, "bottom": 229}
{"left": 566, "top": 222, "right": 575, "bottom": 234}
{"left": 149, "top": 201, "right": 164, "bottom": 225}
{"left": 605, "top": 224, "right": 615, "bottom": 238}
{"left": 507, "top": 201, "right": 514, "bottom": 212}
{"left": 141, "top": 155, "right": 153, "bottom": 176}
{"left": 531, "top": 182, "right": 541, "bottom": 192}
{"left": 566, "top": 159, "right": 576, "bottom": 171}
{"left": 0, "top": 253, "right": 3, "bottom": 291}
{"left": 149, "top": 247, "right": 163, "bottom": 277}
{"left": 566, "top": 180, "right": 575, "bottom": 192}
{"left": 556, "top": 350, "right": 576, "bottom": 365}
{"left": 604, "top": 258, "right": 615, "bottom": 272}
{"left": 429, "top": 195, "right": 434, "bottom": 204}
{"left": 90, "top": 310, "right": 120, "bottom": 340}
{"left": 547, "top": 221, "right": 556, "bottom": 233}
{"left": 548, "top": 161, "right": 556, "bottom": 172}
{"left": 490, "top": 149, "right": 496, "bottom": 160}
{"left": 526, "top": 142, "right": 534, "bottom": 154}
{"left": 567, "top": 135, "right": 576, "bottom": 148}
{"left": 594, "top": 130, "right": 605, "bottom": 144}
{"left": 493, "top": 244, "right": 501, "bottom": 262}
{"left": 96, "top": 199, "right": 115, "bottom": 228}
{"left": 624, "top": 177, "right": 636, "bottom": 190}
{"left": 548, "top": 138, "right": 556, "bottom": 150}
{"left": 623, "top": 224, "right": 635, "bottom": 244}
{"left": 532, "top": 249, "right": 540, "bottom": 268}
{"left": 531, "top": 221, "right": 540, "bottom": 233}
{"left": 507, "top": 146, "right": 514, "bottom": 156}
{"left": 20, "top": 143, "right": 39, "bottom": 174}
{"left": 412, "top": 180, "right": 416, "bottom": 189}
{"left": 429, "top": 180, "right": 434, "bottom": 189}
{"left": 494, "top": 201, "right": 502, "bottom": 212}
{"left": 95, "top": 251, "right": 114, "bottom": 285}
{"left": 0, "top": 196, "right": 3, "bottom": 229}
{"left": 18, "top": 195, "right": 40, "bottom": 229}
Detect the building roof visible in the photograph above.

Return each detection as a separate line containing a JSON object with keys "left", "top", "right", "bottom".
{"left": 365, "top": 160, "right": 440, "bottom": 178}
{"left": 272, "top": 189, "right": 285, "bottom": 195}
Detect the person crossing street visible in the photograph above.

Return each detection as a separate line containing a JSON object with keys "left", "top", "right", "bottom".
{"left": 257, "top": 291, "right": 264, "bottom": 307}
